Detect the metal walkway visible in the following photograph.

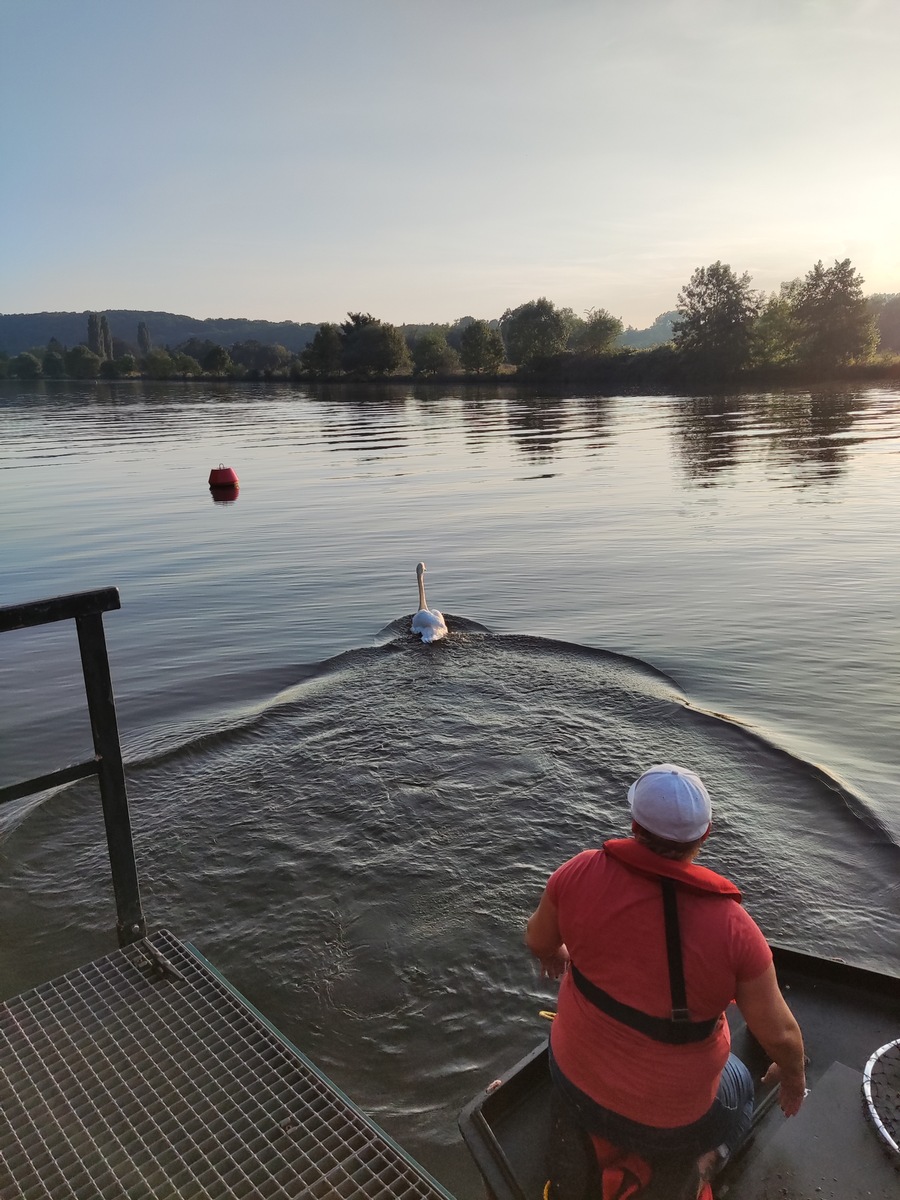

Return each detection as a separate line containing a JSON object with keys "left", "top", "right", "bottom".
{"left": 0, "top": 929, "right": 453, "bottom": 1200}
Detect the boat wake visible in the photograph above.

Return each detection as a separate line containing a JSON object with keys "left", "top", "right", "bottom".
{"left": 1, "top": 624, "right": 897, "bottom": 1187}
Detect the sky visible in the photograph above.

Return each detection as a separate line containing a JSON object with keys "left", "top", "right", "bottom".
{"left": 2, "top": 0, "right": 899, "bottom": 330}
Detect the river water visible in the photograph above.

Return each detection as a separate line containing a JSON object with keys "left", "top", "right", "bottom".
{"left": 1, "top": 380, "right": 899, "bottom": 1195}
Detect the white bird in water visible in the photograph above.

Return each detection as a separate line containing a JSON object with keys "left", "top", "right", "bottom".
{"left": 410, "top": 561, "right": 448, "bottom": 643}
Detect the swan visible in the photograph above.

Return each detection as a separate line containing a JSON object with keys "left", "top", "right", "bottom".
{"left": 410, "top": 561, "right": 448, "bottom": 643}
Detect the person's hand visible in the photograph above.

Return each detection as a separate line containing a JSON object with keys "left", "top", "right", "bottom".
{"left": 537, "top": 945, "right": 570, "bottom": 980}
{"left": 762, "top": 1062, "right": 807, "bottom": 1117}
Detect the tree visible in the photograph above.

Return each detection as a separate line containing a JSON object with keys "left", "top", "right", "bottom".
{"left": 173, "top": 353, "right": 202, "bottom": 378}
{"left": 65, "top": 345, "right": 101, "bottom": 379}
{"left": 412, "top": 330, "right": 460, "bottom": 376}
{"left": 235, "top": 340, "right": 290, "bottom": 374}
{"left": 202, "top": 345, "right": 232, "bottom": 375}
{"left": 339, "top": 312, "right": 409, "bottom": 376}
{"left": 447, "top": 316, "right": 478, "bottom": 351}
{"left": 459, "top": 319, "right": 505, "bottom": 375}
{"left": 673, "top": 262, "right": 761, "bottom": 374}
{"left": 137, "top": 322, "right": 152, "bottom": 356}
{"left": 300, "top": 323, "right": 343, "bottom": 377}
{"left": 10, "top": 352, "right": 42, "bottom": 379}
{"left": 42, "top": 350, "right": 66, "bottom": 378}
{"left": 752, "top": 280, "right": 802, "bottom": 366}
{"left": 499, "top": 298, "right": 569, "bottom": 366}
{"left": 568, "top": 307, "right": 623, "bottom": 354}
{"left": 143, "top": 349, "right": 175, "bottom": 379}
{"left": 100, "top": 355, "right": 137, "bottom": 379}
{"left": 870, "top": 294, "right": 900, "bottom": 353}
{"left": 619, "top": 311, "right": 677, "bottom": 350}
{"left": 174, "top": 336, "right": 218, "bottom": 362}
{"left": 792, "top": 259, "right": 877, "bottom": 367}
{"left": 99, "top": 314, "right": 113, "bottom": 360}
{"left": 87, "top": 313, "right": 101, "bottom": 356}
{"left": 112, "top": 335, "right": 137, "bottom": 359}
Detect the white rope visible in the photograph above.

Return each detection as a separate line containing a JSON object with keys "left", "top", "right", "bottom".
{"left": 862, "top": 1036, "right": 900, "bottom": 1157}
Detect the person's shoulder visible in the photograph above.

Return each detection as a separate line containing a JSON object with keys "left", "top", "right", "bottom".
{"left": 724, "top": 899, "right": 773, "bottom": 977}
{"left": 547, "top": 848, "right": 603, "bottom": 892}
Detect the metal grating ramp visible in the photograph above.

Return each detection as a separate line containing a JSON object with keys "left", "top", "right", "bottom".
{"left": 0, "top": 929, "right": 454, "bottom": 1200}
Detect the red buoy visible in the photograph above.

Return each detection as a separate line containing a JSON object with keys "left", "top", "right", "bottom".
{"left": 209, "top": 463, "right": 239, "bottom": 487}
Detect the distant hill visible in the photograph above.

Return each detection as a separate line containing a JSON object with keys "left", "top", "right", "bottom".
{"left": 0, "top": 310, "right": 319, "bottom": 356}
{"left": 618, "top": 311, "right": 677, "bottom": 349}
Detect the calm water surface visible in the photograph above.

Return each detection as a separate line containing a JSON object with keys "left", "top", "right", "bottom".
{"left": 2, "top": 381, "right": 899, "bottom": 1195}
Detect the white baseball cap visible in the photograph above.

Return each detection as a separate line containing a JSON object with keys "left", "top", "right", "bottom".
{"left": 627, "top": 763, "right": 712, "bottom": 842}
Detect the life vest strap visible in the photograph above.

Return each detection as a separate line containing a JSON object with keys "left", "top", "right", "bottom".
{"left": 570, "top": 876, "right": 720, "bottom": 1045}
{"left": 569, "top": 963, "right": 718, "bottom": 1044}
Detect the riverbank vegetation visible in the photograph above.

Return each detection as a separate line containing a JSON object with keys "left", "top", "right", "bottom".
{"left": 2, "top": 259, "right": 899, "bottom": 389}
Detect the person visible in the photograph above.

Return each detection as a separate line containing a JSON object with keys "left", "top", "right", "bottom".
{"left": 525, "top": 763, "right": 806, "bottom": 1192}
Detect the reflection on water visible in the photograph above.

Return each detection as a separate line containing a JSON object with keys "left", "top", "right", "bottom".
{"left": 3, "top": 378, "right": 900, "bottom": 1195}
{"left": 0, "top": 380, "right": 884, "bottom": 486}
{"left": 673, "top": 390, "right": 868, "bottom": 487}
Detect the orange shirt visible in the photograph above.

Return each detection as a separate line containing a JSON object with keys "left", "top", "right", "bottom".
{"left": 547, "top": 848, "right": 771, "bottom": 1128}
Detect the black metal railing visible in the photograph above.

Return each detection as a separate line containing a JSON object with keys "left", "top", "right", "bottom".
{"left": 0, "top": 587, "right": 145, "bottom": 947}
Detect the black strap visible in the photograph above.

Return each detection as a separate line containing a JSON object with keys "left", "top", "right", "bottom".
{"left": 569, "top": 879, "right": 720, "bottom": 1045}
{"left": 661, "top": 878, "right": 690, "bottom": 1022}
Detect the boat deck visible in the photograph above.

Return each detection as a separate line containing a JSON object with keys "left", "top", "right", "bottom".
{"left": 459, "top": 947, "right": 899, "bottom": 1200}
{"left": 0, "top": 929, "right": 453, "bottom": 1200}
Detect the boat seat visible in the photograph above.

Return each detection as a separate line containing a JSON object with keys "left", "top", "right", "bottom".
{"left": 719, "top": 1060, "right": 898, "bottom": 1200}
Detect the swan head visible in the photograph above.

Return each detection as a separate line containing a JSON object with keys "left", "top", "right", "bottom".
{"left": 416, "top": 561, "right": 426, "bottom": 577}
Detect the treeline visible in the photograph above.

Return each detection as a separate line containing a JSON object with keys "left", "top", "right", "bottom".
{"left": 2, "top": 259, "right": 899, "bottom": 385}
{"left": 0, "top": 310, "right": 319, "bottom": 357}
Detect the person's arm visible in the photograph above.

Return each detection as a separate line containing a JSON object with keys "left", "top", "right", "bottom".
{"left": 525, "top": 889, "right": 569, "bottom": 979}
{"left": 734, "top": 963, "right": 806, "bottom": 1116}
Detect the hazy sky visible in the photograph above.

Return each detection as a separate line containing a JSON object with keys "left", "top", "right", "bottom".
{"left": 3, "top": 0, "right": 898, "bottom": 328}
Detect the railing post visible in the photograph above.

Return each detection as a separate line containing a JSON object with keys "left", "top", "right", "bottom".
{"left": 75, "top": 611, "right": 146, "bottom": 946}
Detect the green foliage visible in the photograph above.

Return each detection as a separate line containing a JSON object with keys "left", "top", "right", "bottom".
{"left": 172, "top": 353, "right": 202, "bottom": 378}
{"left": 202, "top": 345, "right": 233, "bottom": 375}
{"left": 459, "top": 320, "right": 505, "bottom": 375}
{"left": 792, "top": 259, "right": 878, "bottom": 366}
{"left": 446, "top": 316, "right": 479, "bottom": 351}
{"left": 568, "top": 307, "right": 623, "bottom": 354}
{"left": 401, "top": 322, "right": 450, "bottom": 351}
{"left": 11, "top": 352, "right": 43, "bottom": 379}
{"left": 411, "top": 330, "right": 459, "bottom": 376}
{"left": 301, "top": 323, "right": 343, "bottom": 377}
{"left": 87, "top": 313, "right": 102, "bottom": 357}
{"left": 0, "top": 312, "right": 318, "bottom": 358}
{"left": 0, "top": 352, "right": 8, "bottom": 379}
{"left": 65, "top": 345, "right": 101, "bottom": 379}
{"left": 99, "top": 314, "right": 113, "bottom": 360}
{"left": 752, "top": 280, "right": 802, "bottom": 366}
{"left": 674, "top": 262, "right": 761, "bottom": 375}
{"left": 339, "top": 313, "right": 410, "bottom": 376}
{"left": 174, "top": 337, "right": 218, "bottom": 363}
{"left": 99, "top": 355, "right": 137, "bottom": 379}
{"left": 42, "top": 350, "right": 66, "bottom": 378}
{"left": 500, "top": 298, "right": 569, "bottom": 366}
{"left": 229, "top": 340, "right": 290, "bottom": 373}
{"left": 619, "top": 312, "right": 677, "bottom": 349}
{"left": 143, "top": 349, "right": 175, "bottom": 379}
{"left": 870, "top": 294, "right": 900, "bottom": 353}
{"left": 137, "top": 322, "right": 152, "bottom": 356}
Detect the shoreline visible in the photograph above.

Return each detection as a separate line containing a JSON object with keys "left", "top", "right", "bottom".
{"left": 5, "top": 358, "right": 900, "bottom": 392}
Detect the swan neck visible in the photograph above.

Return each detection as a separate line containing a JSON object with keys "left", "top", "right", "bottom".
{"left": 417, "top": 574, "right": 427, "bottom": 610}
